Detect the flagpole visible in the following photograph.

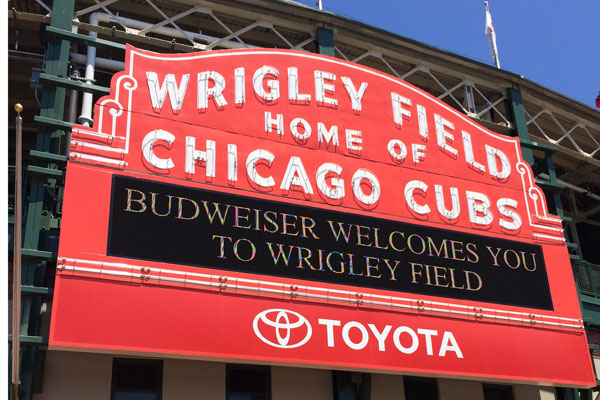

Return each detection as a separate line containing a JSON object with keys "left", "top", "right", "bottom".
{"left": 12, "top": 103, "right": 23, "bottom": 400}
{"left": 485, "top": 1, "right": 501, "bottom": 69}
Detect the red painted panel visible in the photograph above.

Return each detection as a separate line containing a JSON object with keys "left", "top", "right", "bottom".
{"left": 50, "top": 46, "right": 594, "bottom": 386}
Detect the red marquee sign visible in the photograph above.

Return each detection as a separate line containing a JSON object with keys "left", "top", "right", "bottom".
{"left": 50, "top": 46, "right": 594, "bottom": 387}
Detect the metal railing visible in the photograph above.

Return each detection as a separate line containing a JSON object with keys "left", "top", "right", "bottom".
{"left": 573, "top": 260, "right": 600, "bottom": 298}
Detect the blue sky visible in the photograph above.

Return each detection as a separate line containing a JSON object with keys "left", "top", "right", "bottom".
{"left": 293, "top": 0, "right": 600, "bottom": 108}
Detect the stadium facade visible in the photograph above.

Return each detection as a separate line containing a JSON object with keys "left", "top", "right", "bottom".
{"left": 8, "top": 1, "right": 600, "bottom": 400}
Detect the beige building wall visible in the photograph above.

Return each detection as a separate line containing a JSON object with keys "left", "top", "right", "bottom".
{"left": 35, "top": 351, "right": 112, "bottom": 400}
{"left": 163, "top": 359, "right": 225, "bottom": 400}
{"left": 513, "top": 384, "right": 556, "bottom": 400}
{"left": 271, "top": 366, "right": 332, "bottom": 400}
{"left": 370, "top": 373, "right": 405, "bottom": 400}
{"left": 33, "top": 350, "right": 563, "bottom": 400}
{"left": 438, "top": 378, "right": 484, "bottom": 400}
{"left": 35, "top": 352, "right": 227, "bottom": 400}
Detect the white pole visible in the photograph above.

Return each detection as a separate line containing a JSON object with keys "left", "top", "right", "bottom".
{"left": 484, "top": 1, "right": 501, "bottom": 69}
{"left": 12, "top": 103, "right": 23, "bottom": 400}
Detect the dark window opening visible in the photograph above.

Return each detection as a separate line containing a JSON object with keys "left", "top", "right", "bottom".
{"left": 332, "top": 371, "right": 371, "bottom": 400}
{"left": 403, "top": 376, "right": 438, "bottom": 400}
{"left": 483, "top": 383, "right": 514, "bottom": 400}
{"left": 111, "top": 358, "right": 163, "bottom": 400}
{"left": 226, "top": 364, "right": 270, "bottom": 400}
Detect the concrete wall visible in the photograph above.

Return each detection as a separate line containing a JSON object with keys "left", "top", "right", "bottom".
{"left": 34, "top": 351, "right": 562, "bottom": 400}
{"left": 371, "top": 373, "right": 405, "bottom": 400}
{"left": 513, "top": 384, "right": 555, "bottom": 400}
{"left": 35, "top": 351, "right": 112, "bottom": 400}
{"left": 163, "top": 359, "right": 225, "bottom": 400}
{"left": 35, "top": 352, "right": 226, "bottom": 400}
{"left": 438, "top": 378, "right": 484, "bottom": 400}
{"left": 272, "top": 366, "right": 332, "bottom": 400}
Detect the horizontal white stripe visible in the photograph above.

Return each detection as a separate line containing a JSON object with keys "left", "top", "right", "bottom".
{"left": 58, "top": 257, "right": 583, "bottom": 331}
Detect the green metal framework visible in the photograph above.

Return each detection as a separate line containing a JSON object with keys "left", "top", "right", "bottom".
{"left": 9, "top": 0, "right": 74, "bottom": 399}
{"left": 508, "top": 88, "right": 598, "bottom": 400}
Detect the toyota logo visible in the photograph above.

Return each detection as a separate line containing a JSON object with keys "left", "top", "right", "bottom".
{"left": 253, "top": 309, "right": 312, "bottom": 349}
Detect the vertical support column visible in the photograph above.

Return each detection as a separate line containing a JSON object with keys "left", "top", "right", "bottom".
{"left": 317, "top": 27, "right": 335, "bottom": 57}
{"left": 507, "top": 88, "right": 534, "bottom": 165}
{"left": 508, "top": 88, "right": 565, "bottom": 217}
{"left": 544, "top": 155, "right": 565, "bottom": 218}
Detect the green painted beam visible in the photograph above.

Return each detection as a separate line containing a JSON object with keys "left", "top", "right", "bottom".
{"left": 21, "top": 286, "right": 53, "bottom": 296}
{"left": 27, "top": 165, "right": 65, "bottom": 179}
{"left": 34, "top": 115, "right": 73, "bottom": 131}
{"left": 545, "top": 156, "right": 565, "bottom": 217}
{"left": 534, "top": 178, "right": 564, "bottom": 191}
{"left": 518, "top": 138, "right": 557, "bottom": 154}
{"left": 507, "top": 88, "right": 534, "bottom": 165}
{"left": 29, "top": 150, "right": 68, "bottom": 163}
{"left": 21, "top": 249, "right": 55, "bottom": 261}
{"left": 46, "top": 26, "right": 126, "bottom": 51}
{"left": 8, "top": 335, "right": 48, "bottom": 345}
{"left": 39, "top": 73, "right": 110, "bottom": 96}
{"left": 317, "top": 27, "right": 335, "bottom": 57}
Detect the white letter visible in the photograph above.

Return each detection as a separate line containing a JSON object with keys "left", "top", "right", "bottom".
{"left": 318, "top": 319, "right": 341, "bottom": 347}
{"left": 281, "top": 156, "right": 314, "bottom": 194}
{"left": 246, "top": 150, "right": 275, "bottom": 188}
{"left": 228, "top": 144, "right": 237, "bottom": 182}
{"left": 346, "top": 129, "right": 363, "bottom": 152}
{"left": 352, "top": 169, "right": 380, "bottom": 205}
{"left": 368, "top": 324, "right": 392, "bottom": 351}
{"left": 462, "top": 131, "right": 485, "bottom": 172}
{"left": 197, "top": 71, "right": 227, "bottom": 111}
{"left": 288, "top": 67, "right": 311, "bottom": 104}
{"left": 497, "top": 198, "right": 522, "bottom": 230}
{"left": 467, "top": 191, "right": 493, "bottom": 226}
{"left": 486, "top": 145, "right": 511, "bottom": 180}
{"left": 315, "top": 70, "right": 337, "bottom": 107}
{"left": 341, "top": 76, "right": 368, "bottom": 112}
{"left": 388, "top": 139, "right": 407, "bottom": 162}
{"left": 412, "top": 144, "right": 426, "bottom": 163}
{"left": 393, "top": 326, "right": 419, "bottom": 354}
{"left": 391, "top": 93, "right": 411, "bottom": 127}
{"left": 434, "top": 114, "right": 458, "bottom": 157}
{"left": 318, "top": 123, "right": 339, "bottom": 147}
{"left": 253, "top": 66, "right": 280, "bottom": 101}
{"left": 435, "top": 185, "right": 460, "bottom": 220}
{"left": 235, "top": 67, "right": 245, "bottom": 105}
{"left": 316, "top": 163, "right": 344, "bottom": 200}
{"left": 265, "top": 112, "right": 284, "bottom": 135}
{"left": 342, "top": 321, "right": 369, "bottom": 350}
{"left": 417, "top": 104, "right": 428, "bottom": 139}
{"left": 142, "top": 130, "right": 174, "bottom": 170}
{"left": 185, "top": 137, "right": 215, "bottom": 177}
{"left": 439, "top": 331, "right": 463, "bottom": 358}
{"left": 405, "top": 180, "right": 430, "bottom": 215}
{"left": 146, "top": 72, "right": 189, "bottom": 114}
{"left": 417, "top": 328, "right": 438, "bottom": 356}
{"left": 290, "top": 118, "right": 312, "bottom": 140}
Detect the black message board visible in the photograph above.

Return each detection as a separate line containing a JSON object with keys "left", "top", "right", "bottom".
{"left": 108, "top": 175, "right": 553, "bottom": 310}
